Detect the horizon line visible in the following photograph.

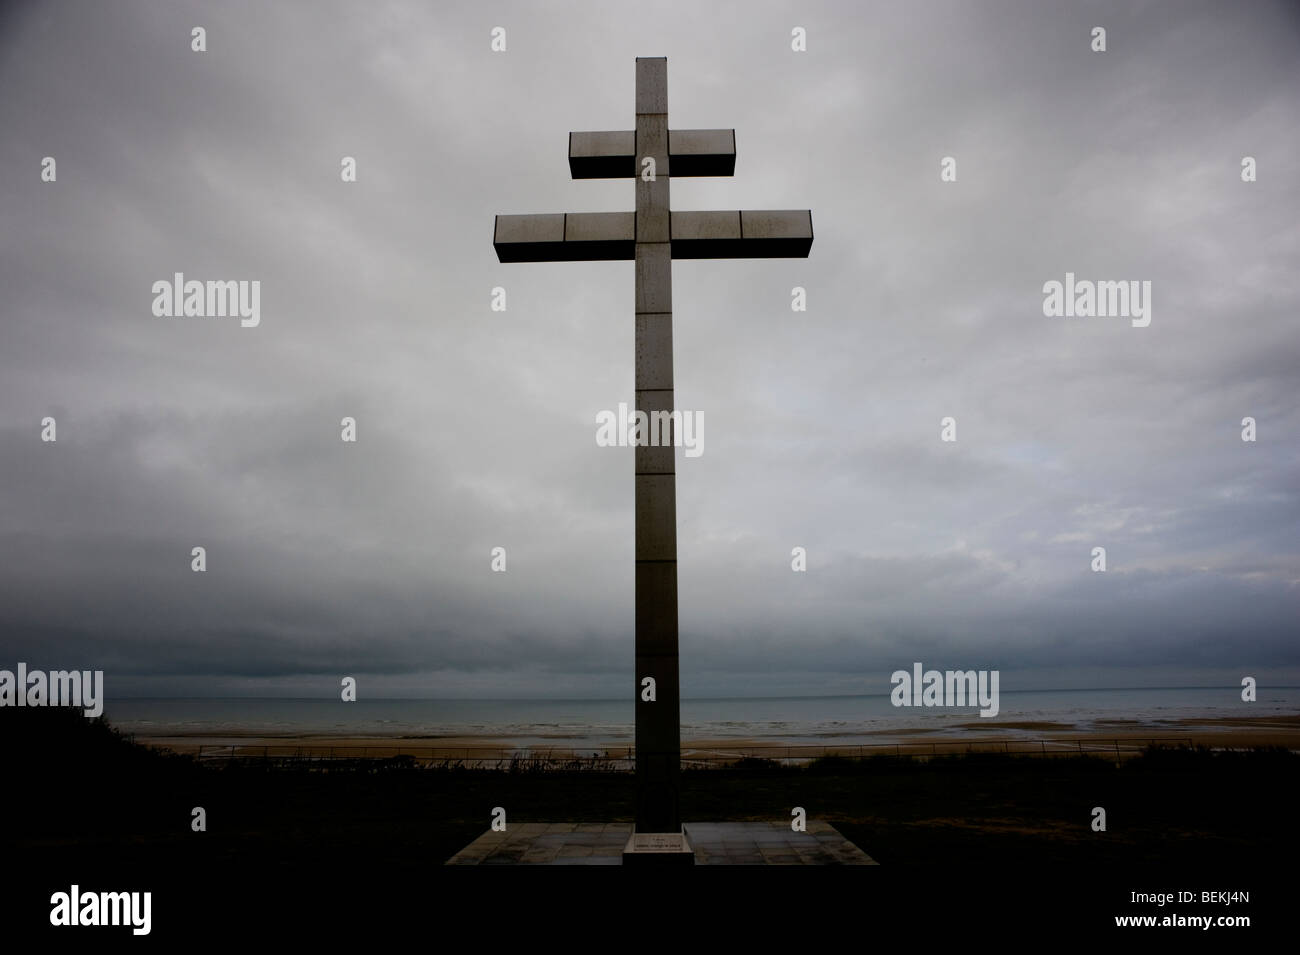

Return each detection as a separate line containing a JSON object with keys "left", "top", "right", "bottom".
{"left": 97, "top": 685, "right": 1295, "bottom": 703}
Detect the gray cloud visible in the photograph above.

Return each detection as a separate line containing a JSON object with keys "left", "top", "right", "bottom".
{"left": 1, "top": 0, "right": 1297, "bottom": 697}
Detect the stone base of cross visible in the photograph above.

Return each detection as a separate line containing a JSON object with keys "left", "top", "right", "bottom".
{"left": 493, "top": 57, "right": 812, "bottom": 861}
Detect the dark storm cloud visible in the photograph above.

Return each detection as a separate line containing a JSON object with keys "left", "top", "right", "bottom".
{"left": 1, "top": 0, "right": 1297, "bottom": 697}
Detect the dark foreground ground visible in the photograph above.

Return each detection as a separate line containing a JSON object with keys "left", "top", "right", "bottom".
{"left": 2, "top": 708, "right": 1290, "bottom": 936}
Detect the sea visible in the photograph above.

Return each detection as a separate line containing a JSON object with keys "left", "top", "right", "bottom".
{"left": 105, "top": 686, "right": 1300, "bottom": 749}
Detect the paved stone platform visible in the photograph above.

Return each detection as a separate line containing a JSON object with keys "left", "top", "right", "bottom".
{"left": 446, "top": 821, "right": 878, "bottom": 865}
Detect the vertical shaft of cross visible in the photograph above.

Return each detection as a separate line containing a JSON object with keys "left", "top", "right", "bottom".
{"left": 632, "top": 57, "right": 681, "bottom": 834}
{"left": 492, "top": 57, "right": 812, "bottom": 850}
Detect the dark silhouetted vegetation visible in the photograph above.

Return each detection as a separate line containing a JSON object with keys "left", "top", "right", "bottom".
{"left": 5, "top": 707, "right": 1297, "bottom": 877}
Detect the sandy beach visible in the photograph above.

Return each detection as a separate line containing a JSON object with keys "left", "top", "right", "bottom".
{"left": 133, "top": 712, "right": 1300, "bottom": 763}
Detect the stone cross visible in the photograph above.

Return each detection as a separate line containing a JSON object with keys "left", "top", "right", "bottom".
{"left": 493, "top": 57, "right": 812, "bottom": 846}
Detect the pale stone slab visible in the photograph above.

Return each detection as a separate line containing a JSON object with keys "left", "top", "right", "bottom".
{"left": 623, "top": 829, "right": 694, "bottom": 864}
{"left": 740, "top": 209, "right": 813, "bottom": 239}
{"left": 636, "top": 114, "right": 670, "bottom": 169}
{"left": 494, "top": 213, "right": 564, "bottom": 245}
{"left": 636, "top": 178, "right": 671, "bottom": 242}
{"left": 635, "top": 57, "right": 668, "bottom": 114}
{"left": 670, "top": 210, "right": 814, "bottom": 259}
{"left": 570, "top": 129, "right": 634, "bottom": 157}
{"left": 570, "top": 129, "right": 635, "bottom": 155}
{"left": 569, "top": 128, "right": 735, "bottom": 179}
{"left": 634, "top": 439, "right": 675, "bottom": 476}
{"left": 671, "top": 210, "right": 741, "bottom": 241}
{"left": 634, "top": 474, "right": 677, "bottom": 560}
{"left": 633, "top": 393, "right": 677, "bottom": 475}
{"left": 565, "top": 211, "right": 634, "bottom": 243}
{"left": 447, "top": 822, "right": 876, "bottom": 865}
{"left": 569, "top": 130, "right": 634, "bottom": 179}
{"left": 626, "top": 832, "right": 690, "bottom": 852}
{"left": 495, "top": 212, "right": 634, "bottom": 262}
{"left": 634, "top": 243, "right": 672, "bottom": 312}
{"left": 668, "top": 128, "right": 736, "bottom": 176}
{"left": 634, "top": 561, "right": 679, "bottom": 655}
{"left": 669, "top": 128, "right": 734, "bottom": 158}
{"left": 634, "top": 313, "right": 674, "bottom": 391}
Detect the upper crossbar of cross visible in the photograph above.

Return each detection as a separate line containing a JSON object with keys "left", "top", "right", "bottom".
{"left": 493, "top": 58, "right": 812, "bottom": 264}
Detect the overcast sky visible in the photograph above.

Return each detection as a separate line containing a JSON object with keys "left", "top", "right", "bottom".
{"left": 2, "top": 0, "right": 1297, "bottom": 698}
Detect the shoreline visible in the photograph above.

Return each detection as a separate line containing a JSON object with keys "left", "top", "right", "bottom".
{"left": 130, "top": 713, "right": 1300, "bottom": 760}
